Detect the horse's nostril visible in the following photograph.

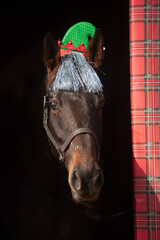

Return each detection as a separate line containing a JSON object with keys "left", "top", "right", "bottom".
{"left": 94, "top": 170, "right": 104, "bottom": 190}
{"left": 70, "top": 170, "right": 81, "bottom": 191}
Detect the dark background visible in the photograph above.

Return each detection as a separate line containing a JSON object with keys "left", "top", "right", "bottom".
{"left": 0, "top": 1, "right": 134, "bottom": 239}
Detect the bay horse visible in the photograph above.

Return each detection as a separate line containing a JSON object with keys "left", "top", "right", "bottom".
{"left": 43, "top": 29, "right": 105, "bottom": 205}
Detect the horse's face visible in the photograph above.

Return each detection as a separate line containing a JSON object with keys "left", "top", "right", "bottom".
{"left": 43, "top": 30, "right": 105, "bottom": 205}
{"left": 48, "top": 90, "right": 104, "bottom": 204}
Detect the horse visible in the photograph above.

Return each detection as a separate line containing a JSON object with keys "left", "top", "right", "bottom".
{"left": 43, "top": 29, "right": 105, "bottom": 205}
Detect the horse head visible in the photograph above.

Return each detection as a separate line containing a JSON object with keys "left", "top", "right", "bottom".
{"left": 43, "top": 30, "right": 105, "bottom": 205}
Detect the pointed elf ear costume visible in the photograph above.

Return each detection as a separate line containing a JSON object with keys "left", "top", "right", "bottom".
{"left": 58, "top": 22, "right": 96, "bottom": 57}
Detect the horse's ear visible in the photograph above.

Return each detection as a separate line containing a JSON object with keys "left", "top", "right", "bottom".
{"left": 43, "top": 32, "right": 60, "bottom": 73}
{"left": 85, "top": 29, "right": 105, "bottom": 68}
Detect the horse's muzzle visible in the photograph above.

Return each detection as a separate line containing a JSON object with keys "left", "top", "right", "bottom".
{"left": 69, "top": 164, "right": 104, "bottom": 204}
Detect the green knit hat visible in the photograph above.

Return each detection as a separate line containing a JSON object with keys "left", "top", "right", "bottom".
{"left": 58, "top": 22, "right": 96, "bottom": 56}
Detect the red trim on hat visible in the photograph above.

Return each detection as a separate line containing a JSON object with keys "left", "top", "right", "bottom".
{"left": 58, "top": 40, "right": 87, "bottom": 57}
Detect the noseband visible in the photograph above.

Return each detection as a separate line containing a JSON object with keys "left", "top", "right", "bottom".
{"left": 43, "top": 94, "right": 100, "bottom": 164}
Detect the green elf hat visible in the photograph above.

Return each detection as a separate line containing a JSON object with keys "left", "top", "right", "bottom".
{"left": 58, "top": 21, "right": 96, "bottom": 57}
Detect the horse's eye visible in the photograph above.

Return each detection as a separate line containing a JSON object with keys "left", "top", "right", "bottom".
{"left": 50, "top": 102, "right": 58, "bottom": 111}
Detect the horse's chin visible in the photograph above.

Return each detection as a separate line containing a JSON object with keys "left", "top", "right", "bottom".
{"left": 71, "top": 191, "right": 99, "bottom": 208}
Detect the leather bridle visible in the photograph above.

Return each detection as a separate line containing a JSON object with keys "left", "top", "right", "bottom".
{"left": 43, "top": 93, "right": 100, "bottom": 164}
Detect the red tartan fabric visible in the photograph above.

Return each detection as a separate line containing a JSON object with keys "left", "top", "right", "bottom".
{"left": 130, "top": 0, "right": 160, "bottom": 239}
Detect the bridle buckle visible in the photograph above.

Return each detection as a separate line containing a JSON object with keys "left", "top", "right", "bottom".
{"left": 58, "top": 147, "right": 64, "bottom": 164}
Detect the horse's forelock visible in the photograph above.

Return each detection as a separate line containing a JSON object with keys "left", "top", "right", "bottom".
{"left": 50, "top": 52, "right": 103, "bottom": 93}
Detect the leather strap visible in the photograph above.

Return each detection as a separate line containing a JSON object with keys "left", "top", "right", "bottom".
{"left": 60, "top": 127, "right": 100, "bottom": 153}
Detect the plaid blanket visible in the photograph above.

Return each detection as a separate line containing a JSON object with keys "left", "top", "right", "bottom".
{"left": 130, "top": 0, "right": 160, "bottom": 239}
